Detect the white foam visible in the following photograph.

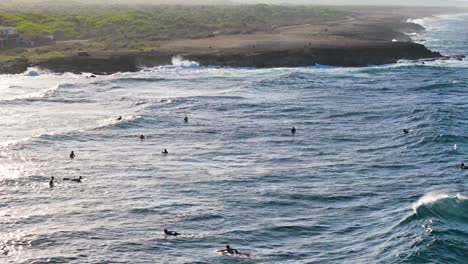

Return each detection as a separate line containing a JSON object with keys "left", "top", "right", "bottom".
{"left": 22, "top": 67, "right": 51, "bottom": 77}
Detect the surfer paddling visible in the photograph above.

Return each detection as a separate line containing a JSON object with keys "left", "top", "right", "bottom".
{"left": 63, "top": 176, "right": 83, "bottom": 182}
{"left": 218, "top": 245, "right": 250, "bottom": 257}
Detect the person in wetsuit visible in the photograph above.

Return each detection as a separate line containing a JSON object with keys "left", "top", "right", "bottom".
{"left": 291, "top": 127, "right": 296, "bottom": 134}
{"left": 164, "top": 229, "right": 180, "bottom": 236}
{"left": 49, "top": 176, "right": 55, "bottom": 188}
{"left": 70, "top": 151, "right": 75, "bottom": 159}
{"left": 162, "top": 149, "right": 168, "bottom": 155}
{"left": 63, "top": 176, "right": 82, "bottom": 182}
{"left": 71, "top": 176, "right": 82, "bottom": 183}
{"left": 219, "top": 245, "right": 250, "bottom": 257}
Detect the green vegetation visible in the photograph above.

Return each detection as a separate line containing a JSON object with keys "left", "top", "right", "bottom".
{"left": 0, "top": 4, "right": 348, "bottom": 61}
{"left": 0, "top": 5, "right": 346, "bottom": 41}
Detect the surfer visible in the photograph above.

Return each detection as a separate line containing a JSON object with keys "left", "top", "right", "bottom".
{"left": 49, "top": 176, "right": 55, "bottom": 188}
{"left": 184, "top": 116, "right": 188, "bottom": 123}
{"left": 162, "top": 149, "right": 168, "bottom": 155}
{"left": 218, "top": 245, "right": 250, "bottom": 257}
{"left": 72, "top": 176, "right": 82, "bottom": 182}
{"left": 63, "top": 176, "right": 82, "bottom": 182}
{"left": 291, "top": 127, "right": 296, "bottom": 134}
{"left": 139, "top": 134, "right": 145, "bottom": 141}
{"left": 70, "top": 151, "right": 75, "bottom": 159}
{"left": 402, "top": 129, "right": 409, "bottom": 134}
{"left": 117, "top": 116, "right": 122, "bottom": 121}
{"left": 460, "top": 162, "right": 467, "bottom": 169}
{"left": 164, "top": 229, "right": 180, "bottom": 236}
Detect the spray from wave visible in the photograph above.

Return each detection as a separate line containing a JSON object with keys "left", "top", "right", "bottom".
{"left": 171, "top": 56, "right": 200, "bottom": 68}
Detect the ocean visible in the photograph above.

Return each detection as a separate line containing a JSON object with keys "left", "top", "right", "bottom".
{"left": 1, "top": 14, "right": 467, "bottom": 264}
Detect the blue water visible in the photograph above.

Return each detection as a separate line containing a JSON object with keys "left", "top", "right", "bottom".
{"left": 1, "top": 14, "right": 467, "bottom": 264}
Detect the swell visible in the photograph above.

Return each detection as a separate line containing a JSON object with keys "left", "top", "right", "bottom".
{"left": 378, "top": 193, "right": 468, "bottom": 263}
{"left": 111, "top": 77, "right": 168, "bottom": 84}
{"left": 0, "top": 83, "right": 91, "bottom": 104}
{"left": 0, "top": 115, "right": 144, "bottom": 150}
{"left": 404, "top": 193, "right": 468, "bottom": 224}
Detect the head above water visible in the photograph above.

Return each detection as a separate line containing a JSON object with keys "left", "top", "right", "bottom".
{"left": 226, "top": 245, "right": 230, "bottom": 249}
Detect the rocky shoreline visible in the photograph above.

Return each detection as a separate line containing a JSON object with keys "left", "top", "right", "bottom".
{"left": 0, "top": 45, "right": 443, "bottom": 75}
{"left": 0, "top": 15, "right": 449, "bottom": 74}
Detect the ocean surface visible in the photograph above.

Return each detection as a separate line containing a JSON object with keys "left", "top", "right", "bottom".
{"left": 1, "top": 14, "right": 468, "bottom": 264}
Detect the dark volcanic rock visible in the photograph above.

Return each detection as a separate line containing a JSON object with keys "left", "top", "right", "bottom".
{"left": 183, "top": 42, "right": 441, "bottom": 68}
{"left": 0, "top": 58, "right": 31, "bottom": 74}
{"left": 0, "top": 42, "right": 442, "bottom": 75}
{"left": 34, "top": 55, "right": 140, "bottom": 74}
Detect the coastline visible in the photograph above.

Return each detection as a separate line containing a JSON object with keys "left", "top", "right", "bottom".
{"left": 0, "top": 8, "right": 463, "bottom": 74}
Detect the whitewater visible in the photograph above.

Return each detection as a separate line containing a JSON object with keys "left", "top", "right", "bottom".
{"left": 1, "top": 14, "right": 468, "bottom": 264}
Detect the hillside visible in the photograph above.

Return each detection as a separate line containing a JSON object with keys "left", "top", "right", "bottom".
{"left": 0, "top": 5, "right": 346, "bottom": 42}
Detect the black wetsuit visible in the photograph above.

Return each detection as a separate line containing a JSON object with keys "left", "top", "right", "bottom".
{"left": 164, "top": 230, "right": 179, "bottom": 236}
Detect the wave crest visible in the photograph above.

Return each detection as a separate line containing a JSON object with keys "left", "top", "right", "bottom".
{"left": 406, "top": 192, "right": 468, "bottom": 223}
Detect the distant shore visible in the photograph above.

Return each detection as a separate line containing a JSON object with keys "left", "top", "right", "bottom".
{"left": 0, "top": 7, "right": 464, "bottom": 74}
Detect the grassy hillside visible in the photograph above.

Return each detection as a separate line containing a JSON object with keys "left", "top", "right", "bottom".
{"left": 0, "top": 5, "right": 346, "bottom": 41}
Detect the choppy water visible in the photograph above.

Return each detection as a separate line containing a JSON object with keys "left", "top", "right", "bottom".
{"left": 1, "top": 14, "right": 468, "bottom": 264}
